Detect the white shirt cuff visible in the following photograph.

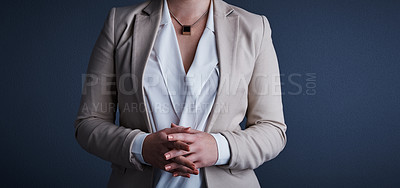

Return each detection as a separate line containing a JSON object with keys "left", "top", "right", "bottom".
{"left": 210, "top": 133, "right": 231, "bottom": 165}
{"left": 131, "top": 132, "right": 151, "bottom": 165}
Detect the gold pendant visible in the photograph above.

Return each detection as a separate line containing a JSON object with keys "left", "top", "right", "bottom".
{"left": 182, "top": 25, "right": 191, "bottom": 35}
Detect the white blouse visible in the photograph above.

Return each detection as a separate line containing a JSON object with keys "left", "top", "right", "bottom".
{"left": 131, "top": 0, "right": 230, "bottom": 187}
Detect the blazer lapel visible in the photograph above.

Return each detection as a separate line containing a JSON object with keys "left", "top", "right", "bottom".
{"left": 131, "top": 0, "right": 162, "bottom": 133}
{"left": 205, "top": 0, "right": 239, "bottom": 133}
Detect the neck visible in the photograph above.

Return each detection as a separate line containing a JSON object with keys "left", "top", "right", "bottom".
{"left": 167, "top": 0, "right": 211, "bottom": 22}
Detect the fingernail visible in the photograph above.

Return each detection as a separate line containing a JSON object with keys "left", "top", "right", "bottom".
{"left": 173, "top": 173, "right": 178, "bottom": 177}
{"left": 164, "top": 153, "right": 171, "bottom": 160}
{"left": 167, "top": 135, "right": 173, "bottom": 140}
{"left": 165, "top": 165, "right": 171, "bottom": 171}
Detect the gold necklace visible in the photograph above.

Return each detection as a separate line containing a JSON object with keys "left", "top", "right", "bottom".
{"left": 169, "top": 9, "right": 209, "bottom": 35}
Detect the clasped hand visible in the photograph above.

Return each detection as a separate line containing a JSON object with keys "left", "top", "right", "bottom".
{"left": 142, "top": 123, "right": 218, "bottom": 178}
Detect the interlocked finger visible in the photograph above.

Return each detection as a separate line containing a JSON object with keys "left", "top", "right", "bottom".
{"left": 166, "top": 140, "right": 190, "bottom": 151}
{"left": 164, "top": 149, "right": 191, "bottom": 160}
{"left": 164, "top": 163, "right": 198, "bottom": 175}
{"left": 167, "top": 133, "right": 197, "bottom": 143}
{"left": 171, "top": 156, "right": 196, "bottom": 170}
{"left": 172, "top": 171, "right": 191, "bottom": 178}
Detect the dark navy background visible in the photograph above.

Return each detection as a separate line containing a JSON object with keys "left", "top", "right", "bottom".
{"left": 1, "top": 0, "right": 399, "bottom": 187}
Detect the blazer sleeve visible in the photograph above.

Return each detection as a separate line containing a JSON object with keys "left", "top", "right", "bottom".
{"left": 74, "top": 7, "right": 146, "bottom": 171}
{"left": 219, "top": 15, "right": 287, "bottom": 170}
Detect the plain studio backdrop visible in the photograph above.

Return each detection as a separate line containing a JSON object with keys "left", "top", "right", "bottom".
{"left": 1, "top": 0, "right": 399, "bottom": 187}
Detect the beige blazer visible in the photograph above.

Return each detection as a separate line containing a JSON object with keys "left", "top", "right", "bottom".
{"left": 74, "top": 0, "right": 287, "bottom": 187}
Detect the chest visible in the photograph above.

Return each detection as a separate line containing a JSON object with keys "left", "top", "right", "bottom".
{"left": 172, "top": 18, "right": 207, "bottom": 74}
